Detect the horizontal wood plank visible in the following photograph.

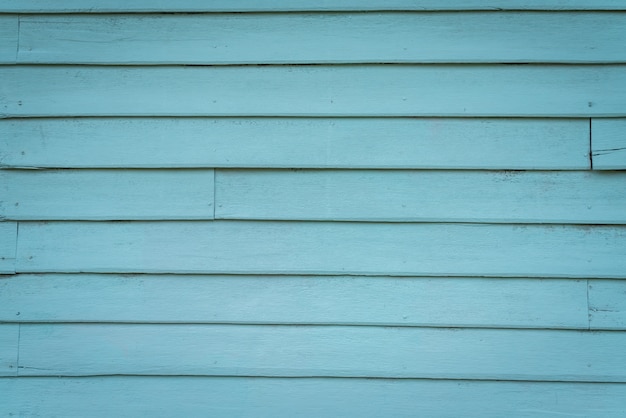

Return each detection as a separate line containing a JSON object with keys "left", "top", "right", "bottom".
{"left": 15, "top": 221, "right": 626, "bottom": 278}
{"left": 0, "top": 274, "right": 589, "bottom": 329}
{"left": 3, "top": 1, "right": 626, "bottom": 12}
{"left": 2, "top": 377, "right": 626, "bottom": 418}
{"left": 15, "top": 324, "right": 626, "bottom": 381}
{"left": 1, "top": 65, "right": 624, "bottom": 117}
{"left": 0, "top": 324, "right": 18, "bottom": 376}
{"left": 0, "top": 118, "right": 590, "bottom": 169}
{"left": 589, "top": 280, "right": 626, "bottom": 330}
{"left": 18, "top": 13, "right": 626, "bottom": 64}
{"left": 592, "top": 118, "right": 626, "bottom": 169}
{"left": 0, "top": 15, "right": 17, "bottom": 64}
{"left": 0, "top": 222, "right": 17, "bottom": 274}
{"left": 216, "top": 170, "right": 626, "bottom": 224}
{"left": 0, "top": 169, "right": 214, "bottom": 220}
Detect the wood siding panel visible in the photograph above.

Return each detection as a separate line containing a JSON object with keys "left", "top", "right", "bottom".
{"left": 15, "top": 221, "right": 626, "bottom": 278}
{"left": 2, "top": 377, "right": 626, "bottom": 418}
{"left": 0, "top": 274, "right": 589, "bottom": 329}
{"left": 0, "top": 169, "right": 214, "bottom": 220}
{"left": 1, "top": 65, "right": 624, "bottom": 117}
{"left": 16, "top": 324, "right": 626, "bottom": 381}
{"left": 3, "top": 1, "right": 626, "bottom": 12}
{"left": 216, "top": 170, "right": 626, "bottom": 224}
{"left": 18, "top": 13, "right": 626, "bottom": 64}
{"left": 0, "top": 118, "right": 590, "bottom": 170}
{"left": 589, "top": 280, "right": 626, "bottom": 330}
{"left": 0, "top": 222, "right": 17, "bottom": 274}
{"left": 592, "top": 118, "right": 626, "bottom": 169}
{"left": 0, "top": 324, "right": 18, "bottom": 376}
{"left": 0, "top": 15, "right": 17, "bottom": 64}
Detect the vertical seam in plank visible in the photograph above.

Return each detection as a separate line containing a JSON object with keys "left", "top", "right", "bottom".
{"left": 14, "top": 14, "right": 20, "bottom": 63}
{"left": 589, "top": 118, "right": 593, "bottom": 170}
{"left": 13, "top": 222, "right": 19, "bottom": 274}
{"left": 213, "top": 169, "right": 217, "bottom": 220}
{"left": 16, "top": 324, "right": 20, "bottom": 376}
{"left": 586, "top": 279, "right": 591, "bottom": 331}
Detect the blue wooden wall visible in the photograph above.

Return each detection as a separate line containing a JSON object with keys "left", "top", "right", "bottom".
{"left": 1, "top": 1, "right": 626, "bottom": 416}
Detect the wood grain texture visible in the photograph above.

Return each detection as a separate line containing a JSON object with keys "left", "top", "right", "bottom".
{"left": 3, "top": 0, "right": 626, "bottom": 12}
{"left": 0, "top": 15, "right": 17, "bottom": 64}
{"left": 15, "top": 221, "right": 626, "bottom": 278}
{"left": 0, "top": 118, "right": 590, "bottom": 169}
{"left": 589, "top": 280, "right": 626, "bottom": 330}
{"left": 0, "top": 169, "right": 214, "bottom": 220}
{"left": 0, "top": 222, "right": 17, "bottom": 274}
{"left": 16, "top": 324, "right": 626, "bottom": 381}
{"left": 0, "top": 324, "right": 18, "bottom": 376}
{"left": 216, "top": 170, "right": 626, "bottom": 224}
{"left": 1, "top": 65, "right": 624, "bottom": 117}
{"left": 0, "top": 274, "right": 589, "bottom": 329}
{"left": 18, "top": 13, "right": 626, "bottom": 64}
{"left": 2, "top": 377, "right": 626, "bottom": 418}
{"left": 592, "top": 118, "right": 626, "bottom": 169}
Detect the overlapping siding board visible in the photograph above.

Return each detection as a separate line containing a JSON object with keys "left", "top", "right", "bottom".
{"left": 1, "top": 2, "right": 625, "bottom": 416}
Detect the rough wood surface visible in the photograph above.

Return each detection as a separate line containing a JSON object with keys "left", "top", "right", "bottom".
{"left": 0, "top": 169, "right": 214, "bottom": 220}
{"left": 216, "top": 170, "right": 626, "bottom": 224}
{"left": 14, "top": 324, "right": 626, "bottom": 381}
{"left": 2, "top": 65, "right": 624, "bottom": 117}
{"left": 0, "top": 118, "right": 590, "bottom": 169}
{"left": 18, "top": 13, "right": 626, "bottom": 64}
{"left": 0, "top": 274, "right": 589, "bottom": 329}
{"left": 3, "top": 0, "right": 626, "bottom": 12}
{"left": 592, "top": 118, "right": 626, "bottom": 169}
{"left": 0, "top": 324, "right": 18, "bottom": 376}
{"left": 0, "top": 222, "right": 17, "bottom": 274}
{"left": 2, "top": 377, "right": 626, "bottom": 417}
{"left": 589, "top": 280, "right": 626, "bottom": 330}
{"left": 15, "top": 221, "right": 626, "bottom": 278}
{"left": 0, "top": 15, "right": 17, "bottom": 64}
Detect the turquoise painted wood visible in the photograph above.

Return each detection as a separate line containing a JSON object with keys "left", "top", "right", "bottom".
{"left": 3, "top": 377, "right": 626, "bottom": 418}
{"left": 1, "top": 5, "right": 625, "bottom": 417}
{"left": 0, "top": 324, "right": 18, "bottom": 376}
{"left": 589, "top": 280, "right": 626, "bottom": 330}
{"left": 0, "top": 222, "right": 17, "bottom": 274}
{"left": 0, "top": 118, "right": 590, "bottom": 169}
{"left": 15, "top": 221, "right": 626, "bottom": 278}
{"left": 2, "top": 65, "right": 625, "bottom": 117}
{"left": 18, "top": 13, "right": 626, "bottom": 64}
{"left": 592, "top": 119, "right": 626, "bottom": 169}
{"left": 9, "top": 378, "right": 626, "bottom": 418}
{"left": 0, "top": 15, "right": 17, "bottom": 64}
{"left": 3, "top": 0, "right": 626, "bottom": 12}
{"left": 0, "top": 169, "right": 214, "bottom": 220}
{"left": 0, "top": 274, "right": 589, "bottom": 329}
{"left": 216, "top": 170, "right": 626, "bottom": 224}
{"left": 13, "top": 324, "right": 626, "bottom": 381}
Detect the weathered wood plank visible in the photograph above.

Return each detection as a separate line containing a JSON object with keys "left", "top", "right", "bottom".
{"left": 0, "top": 169, "right": 214, "bottom": 220}
{"left": 1, "top": 65, "right": 624, "bottom": 117}
{"left": 3, "top": 1, "right": 626, "bottom": 12}
{"left": 0, "top": 274, "right": 589, "bottom": 329}
{"left": 0, "top": 15, "right": 17, "bottom": 64}
{"left": 0, "top": 118, "right": 590, "bottom": 169}
{"left": 2, "top": 377, "right": 626, "bottom": 418}
{"left": 592, "top": 119, "right": 626, "bottom": 169}
{"left": 0, "top": 222, "right": 17, "bottom": 274}
{"left": 589, "top": 280, "right": 626, "bottom": 330}
{"left": 18, "top": 13, "right": 626, "bottom": 64}
{"left": 216, "top": 170, "right": 626, "bottom": 224}
{"left": 15, "top": 221, "right": 626, "bottom": 278}
{"left": 0, "top": 324, "right": 18, "bottom": 376}
{"left": 16, "top": 324, "right": 626, "bottom": 381}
